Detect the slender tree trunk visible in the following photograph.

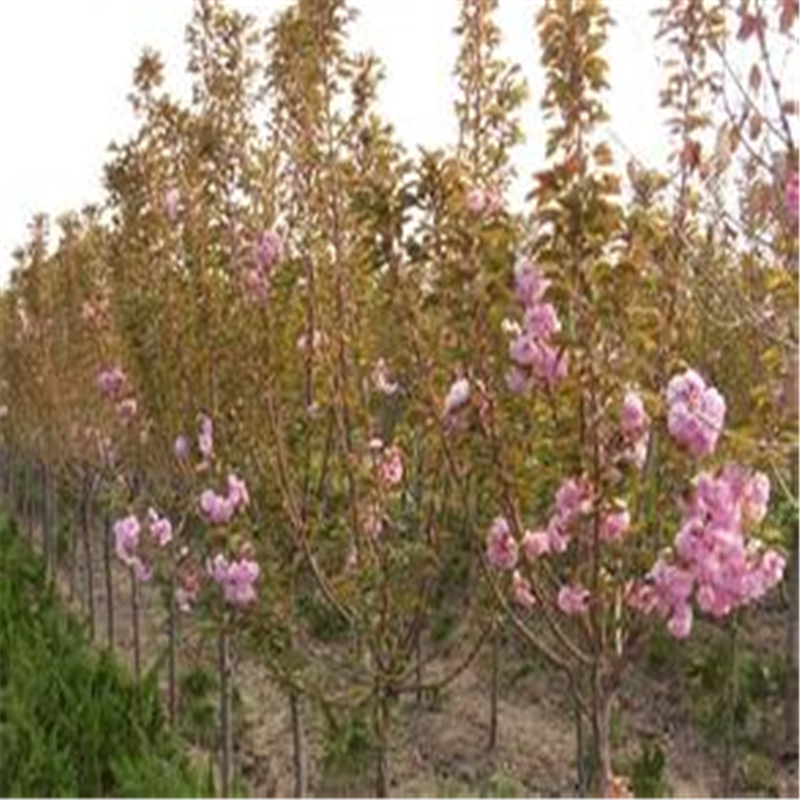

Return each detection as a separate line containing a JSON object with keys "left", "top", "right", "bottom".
{"left": 784, "top": 353, "right": 797, "bottom": 759}
{"left": 488, "top": 622, "right": 499, "bottom": 751}
{"left": 41, "top": 464, "right": 51, "bottom": 581}
{"left": 218, "top": 623, "right": 234, "bottom": 798}
{"left": 131, "top": 568, "right": 141, "bottom": 679}
{"left": 168, "top": 583, "right": 178, "bottom": 726}
{"left": 103, "top": 509, "right": 115, "bottom": 652}
{"left": 51, "top": 469, "right": 59, "bottom": 571}
{"left": 590, "top": 675, "right": 612, "bottom": 798}
{"left": 785, "top": 523, "right": 798, "bottom": 758}
{"left": 7, "top": 453, "right": 15, "bottom": 512}
{"left": 722, "top": 619, "right": 740, "bottom": 796}
{"left": 374, "top": 679, "right": 391, "bottom": 798}
{"left": 574, "top": 698, "right": 588, "bottom": 797}
{"left": 289, "top": 689, "right": 308, "bottom": 797}
{"left": 415, "top": 628, "right": 423, "bottom": 706}
{"left": 81, "top": 474, "right": 96, "bottom": 641}
{"left": 28, "top": 461, "right": 37, "bottom": 544}
{"left": 69, "top": 501, "right": 80, "bottom": 603}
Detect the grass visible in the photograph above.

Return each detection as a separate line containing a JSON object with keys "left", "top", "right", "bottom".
{"left": 0, "top": 514, "right": 210, "bottom": 797}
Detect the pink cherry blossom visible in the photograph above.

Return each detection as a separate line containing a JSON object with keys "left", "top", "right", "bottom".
{"left": 506, "top": 366, "right": 533, "bottom": 395}
{"left": 667, "top": 603, "right": 693, "bottom": 639}
{"left": 227, "top": 473, "right": 250, "bottom": 510}
{"left": 199, "top": 489, "right": 235, "bottom": 526}
{"left": 96, "top": 366, "right": 126, "bottom": 398}
{"left": 242, "top": 267, "right": 270, "bottom": 304}
{"left": 175, "top": 573, "right": 200, "bottom": 613}
{"left": 466, "top": 187, "right": 487, "bottom": 215}
{"left": 787, "top": 172, "right": 799, "bottom": 222}
{"left": 444, "top": 377, "right": 471, "bottom": 415}
{"left": 621, "top": 391, "right": 649, "bottom": 439}
{"left": 486, "top": 516, "right": 519, "bottom": 571}
{"left": 666, "top": 369, "right": 726, "bottom": 458}
{"left": 378, "top": 445, "right": 404, "bottom": 489}
{"left": 164, "top": 187, "right": 181, "bottom": 222}
{"left": 620, "top": 391, "right": 650, "bottom": 469}
{"left": 208, "top": 552, "right": 260, "bottom": 607}
{"left": 547, "top": 521, "right": 570, "bottom": 554}
{"left": 113, "top": 515, "right": 141, "bottom": 566}
{"left": 600, "top": 503, "right": 631, "bottom": 542}
{"left": 174, "top": 434, "right": 191, "bottom": 461}
{"left": 554, "top": 477, "right": 594, "bottom": 527}
{"left": 132, "top": 558, "right": 153, "bottom": 583}
{"left": 522, "top": 529, "right": 551, "bottom": 561}
{"left": 198, "top": 414, "right": 214, "bottom": 460}
{"left": 631, "top": 462, "right": 784, "bottom": 638}
{"left": 523, "top": 302, "right": 562, "bottom": 339}
{"left": 557, "top": 584, "right": 590, "bottom": 616}
{"left": 513, "top": 257, "right": 551, "bottom": 306}
{"left": 253, "top": 229, "right": 283, "bottom": 271}
{"left": 512, "top": 570, "right": 536, "bottom": 609}
{"left": 507, "top": 257, "right": 567, "bottom": 391}
{"left": 147, "top": 507, "right": 173, "bottom": 548}
{"left": 117, "top": 398, "right": 138, "bottom": 425}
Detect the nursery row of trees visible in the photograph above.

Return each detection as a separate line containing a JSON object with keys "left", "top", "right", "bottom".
{"left": 0, "top": 0, "right": 797, "bottom": 795}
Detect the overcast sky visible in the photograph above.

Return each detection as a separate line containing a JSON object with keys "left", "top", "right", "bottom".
{"left": 0, "top": 0, "right": 666, "bottom": 287}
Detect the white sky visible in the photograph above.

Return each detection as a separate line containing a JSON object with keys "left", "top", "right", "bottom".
{"left": 0, "top": 0, "right": 666, "bottom": 288}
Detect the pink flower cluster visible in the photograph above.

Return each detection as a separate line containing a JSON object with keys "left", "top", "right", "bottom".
{"left": 207, "top": 551, "right": 260, "bottom": 607}
{"left": 243, "top": 229, "right": 283, "bottom": 304}
{"left": 486, "top": 516, "right": 519, "bottom": 570}
{"left": 620, "top": 391, "right": 650, "bottom": 469}
{"left": 666, "top": 369, "right": 726, "bottom": 458}
{"left": 163, "top": 187, "right": 181, "bottom": 223}
{"left": 630, "top": 464, "right": 784, "bottom": 639}
{"left": 488, "top": 473, "right": 635, "bottom": 616}
{"left": 199, "top": 473, "right": 250, "bottom": 526}
{"left": 372, "top": 441, "right": 404, "bottom": 489}
{"left": 198, "top": 414, "right": 214, "bottom": 461}
{"left": 113, "top": 508, "right": 173, "bottom": 581}
{"left": 466, "top": 185, "right": 502, "bottom": 217}
{"left": 96, "top": 366, "right": 138, "bottom": 426}
{"left": 557, "top": 584, "right": 591, "bottom": 616}
{"left": 174, "top": 433, "right": 191, "bottom": 461}
{"left": 507, "top": 257, "right": 567, "bottom": 393}
{"left": 787, "top": 172, "right": 798, "bottom": 222}
{"left": 487, "top": 514, "right": 594, "bottom": 616}
{"left": 96, "top": 367, "right": 126, "bottom": 397}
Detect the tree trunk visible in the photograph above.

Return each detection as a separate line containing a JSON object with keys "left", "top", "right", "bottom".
{"left": 81, "top": 474, "right": 96, "bottom": 641}
{"left": 289, "top": 690, "right": 308, "bottom": 797}
{"left": 785, "top": 522, "right": 798, "bottom": 758}
{"left": 41, "top": 464, "right": 51, "bottom": 581}
{"left": 374, "top": 680, "right": 391, "bottom": 798}
{"left": 722, "top": 619, "right": 740, "bottom": 795}
{"left": 590, "top": 675, "right": 612, "bottom": 798}
{"left": 488, "top": 623, "right": 499, "bottom": 751}
{"left": 574, "top": 699, "right": 588, "bottom": 796}
{"left": 28, "top": 461, "right": 37, "bottom": 545}
{"left": 168, "top": 584, "right": 178, "bottom": 726}
{"left": 103, "top": 509, "right": 115, "bottom": 652}
{"left": 218, "top": 623, "right": 234, "bottom": 798}
{"left": 131, "top": 568, "right": 141, "bottom": 679}
{"left": 415, "top": 628, "right": 423, "bottom": 706}
{"left": 784, "top": 352, "right": 798, "bottom": 759}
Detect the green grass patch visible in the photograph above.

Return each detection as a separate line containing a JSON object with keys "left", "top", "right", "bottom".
{"left": 0, "top": 515, "right": 210, "bottom": 797}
